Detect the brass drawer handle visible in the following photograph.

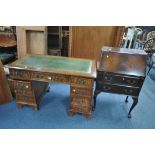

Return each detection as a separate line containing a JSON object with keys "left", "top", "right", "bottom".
{"left": 48, "top": 77, "right": 52, "bottom": 80}
{"left": 105, "top": 76, "right": 112, "bottom": 81}
{"left": 126, "top": 79, "right": 136, "bottom": 84}
{"left": 72, "top": 89, "right": 76, "bottom": 93}
{"left": 25, "top": 85, "right": 29, "bottom": 89}
{"left": 77, "top": 79, "right": 87, "bottom": 85}
{"left": 125, "top": 89, "right": 133, "bottom": 94}
{"left": 130, "top": 80, "right": 136, "bottom": 85}
{"left": 103, "top": 86, "right": 111, "bottom": 91}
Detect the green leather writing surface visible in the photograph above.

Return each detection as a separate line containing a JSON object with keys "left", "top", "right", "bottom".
{"left": 16, "top": 55, "right": 92, "bottom": 73}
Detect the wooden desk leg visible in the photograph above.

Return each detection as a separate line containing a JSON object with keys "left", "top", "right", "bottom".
{"left": 68, "top": 111, "right": 74, "bottom": 116}
{"left": 17, "top": 103, "right": 23, "bottom": 109}
{"left": 46, "top": 84, "right": 51, "bottom": 92}
{"left": 34, "top": 105, "right": 39, "bottom": 111}
{"left": 93, "top": 90, "right": 100, "bottom": 111}
{"left": 128, "top": 97, "right": 138, "bottom": 118}
{"left": 68, "top": 96, "right": 92, "bottom": 118}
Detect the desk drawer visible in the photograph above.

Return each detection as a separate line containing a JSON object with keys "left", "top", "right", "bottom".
{"left": 97, "top": 71, "right": 143, "bottom": 87}
{"left": 9, "top": 69, "right": 31, "bottom": 79}
{"left": 71, "top": 77, "right": 93, "bottom": 87}
{"left": 96, "top": 83, "right": 140, "bottom": 96}
{"left": 9, "top": 69, "right": 70, "bottom": 83}
{"left": 70, "top": 97, "right": 92, "bottom": 113}
{"left": 14, "top": 81, "right": 32, "bottom": 91}
{"left": 16, "top": 94, "right": 35, "bottom": 104}
{"left": 45, "top": 74, "right": 70, "bottom": 83}
{"left": 71, "top": 86, "right": 93, "bottom": 97}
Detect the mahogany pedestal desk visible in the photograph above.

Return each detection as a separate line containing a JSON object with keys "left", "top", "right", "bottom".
{"left": 94, "top": 46, "right": 147, "bottom": 118}
{"left": 6, "top": 55, "right": 96, "bottom": 118}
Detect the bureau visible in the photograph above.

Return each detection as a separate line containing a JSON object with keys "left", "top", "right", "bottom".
{"left": 6, "top": 54, "right": 96, "bottom": 118}
{"left": 94, "top": 46, "right": 147, "bottom": 118}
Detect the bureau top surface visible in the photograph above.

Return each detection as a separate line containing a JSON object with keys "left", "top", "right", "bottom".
{"left": 7, "top": 55, "right": 96, "bottom": 78}
{"left": 101, "top": 46, "right": 147, "bottom": 55}
{"left": 99, "top": 47, "right": 147, "bottom": 77}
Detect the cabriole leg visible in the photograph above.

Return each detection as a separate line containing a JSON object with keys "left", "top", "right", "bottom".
{"left": 128, "top": 97, "right": 138, "bottom": 118}
{"left": 93, "top": 90, "right": 100, "bottom": 111}
{"left": 125, "top": 96, "right": 129, "bottom": 103}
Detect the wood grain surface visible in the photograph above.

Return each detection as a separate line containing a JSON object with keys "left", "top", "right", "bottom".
{"left": 0, "top": 61, "right": 13, "bottom": 104}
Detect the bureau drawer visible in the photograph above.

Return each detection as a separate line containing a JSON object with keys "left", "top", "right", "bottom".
{"left": 97, "top": 71, "right": 143, "bottom": 87}
{"left": 96, "top": 83, "right": 140, "bottom": 96}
